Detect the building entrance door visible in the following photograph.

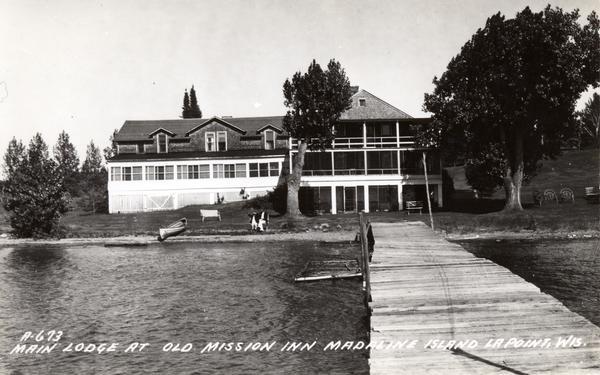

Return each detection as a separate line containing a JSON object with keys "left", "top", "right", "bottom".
{"left": 344, "top": 186, "right": 356, "bottom": 212}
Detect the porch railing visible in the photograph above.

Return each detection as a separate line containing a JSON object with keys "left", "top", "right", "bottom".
{"left": 300, "top": 168, "right": 442, "bottom": 176}
{"left": 290, "top": 135, "right": 415, "bottom": 149}
{"left": 301, "top": 169, "right": 333, "bottom": 176}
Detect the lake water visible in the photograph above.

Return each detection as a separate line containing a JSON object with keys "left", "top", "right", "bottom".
{"left": 0, "top": 242, "right": 368, "bottom": 374}
{"left": 459, "top": 238, "right": 600, "bottom": 327}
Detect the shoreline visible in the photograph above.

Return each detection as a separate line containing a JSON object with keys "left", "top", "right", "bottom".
{"left": 445, "top": 229, "right": 600, "bottom": 241}
{"left": 0, "top": 228, "right": 598, "bottom": 246}
{"left": 0, "top": 230, "right": 359, "bottom": 246}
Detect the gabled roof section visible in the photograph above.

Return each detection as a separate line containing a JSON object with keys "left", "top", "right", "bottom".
{"left": 148, "top": 127, "right": 176, "bottom": 137}
{"left": 113, "top": 116, "right": 285, "bottom": 142}
{"left": 114, "top": 119, "right": 204, "bottom": 142}
{"left": 256, "top": 124, "right": 283, "bottom": 134}
{"left": 185, "top": 117, "right": 247, "bottom": 136}
{"left": 339, "top": 89, "right": 413, "bottom": 120}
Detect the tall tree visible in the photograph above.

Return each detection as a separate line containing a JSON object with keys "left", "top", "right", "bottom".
{"left": 3, "top": 137, "right": 25, "bottom": 177}
{"left": 2, "top": 134, "right": 68, "bottom": 237}
{"left": 422, "top": 6, "right": 600, "bottom": 211}
{"left": 81, "top": 141, "right": 103, "bottom": 175}
{"left": 181, "top": 89, "right": 191, "bottom": 119}
{"left": 282, "top": 59, "right": 353, "bottom": 220}
{"left": 103, "top": 128, "right": 119, "bottom": 161}
{"left": 80, "top": 140, "right": 107, "bottom": 213}
{"left": 189, "top": 85, "right": 203, "bottom": 118}
{"left": 54, "top": 130, "right": 80, "bottom": 195}
{"left": 577, "top": 93, "right": 600, "bottom": 148}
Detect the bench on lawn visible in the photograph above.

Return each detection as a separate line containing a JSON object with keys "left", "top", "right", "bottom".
{"left": 200, "top": 209, "right": 221, "bottom": 222}
{"left": 405, "top": 200, "right": 423, "bottom": 215}
{"left": 585, "top": 187, "right": 600, "bottom": 204}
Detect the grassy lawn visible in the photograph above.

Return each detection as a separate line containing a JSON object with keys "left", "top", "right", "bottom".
{"left": 434, "top": 148, "right": 600, "bottom": 234}
{"left": 500, "top": 148, "right": 599, "bottom": 203}
{"left": 0, "top": 149, "right": 597, "bottom": 238}
{"left": 52, "top": 196, "right": 597, "bottom": 238}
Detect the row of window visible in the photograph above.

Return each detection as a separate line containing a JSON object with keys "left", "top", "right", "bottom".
{"left": 301, "top": 150, "right": 440, "bottom": 175}
{"left": 110, "top": 162, "right": 280, "bottom": 181}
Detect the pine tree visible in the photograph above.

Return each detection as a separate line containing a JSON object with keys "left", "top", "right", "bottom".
{"left": 81, "top": 141, "right": 103, "bottom": 175}
{"left": 103, "top": 129, "right": 119, "bottom": 161}
{"left": 80, "top": 141, "right": 107, "bottom": 213}
{"left": 181, "top": 89, "right": 191, "bottom": 118}
{"left": 189, "top": 85, "right": 203, "bottom": 118}
{"left": 2, "top": 133, "right": 68, "bottom": 237}
{"left": 2, "top": 137, "right": 25, "bottom": 177}
{"left": 54, "top": 130, "right": 80, "bottom": 196}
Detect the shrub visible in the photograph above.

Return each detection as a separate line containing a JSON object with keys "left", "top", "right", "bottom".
{"left": 268, "top": 184, "right": 287, "bottom": 214}
{"left": 242, "top": 184, "right": 288, "bottom": 214}
{"left": 2, "top": 134, "right": 69, "bottom": 238}
{"left": 243, "top": 194, "right": 272, "bottom": 211}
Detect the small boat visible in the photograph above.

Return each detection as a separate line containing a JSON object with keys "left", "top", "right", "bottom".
{"left": 157, "top": 218, "right": 187, "bottom": 242}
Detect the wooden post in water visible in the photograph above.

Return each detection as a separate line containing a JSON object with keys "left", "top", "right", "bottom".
{"left": 358, "top": 213, "right": 371, "bottom": 308}
{"left": 422, "top": 151, "right": 434, "bottom": 231}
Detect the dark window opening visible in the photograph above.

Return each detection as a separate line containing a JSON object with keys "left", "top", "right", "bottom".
{"left": 334, "top": 152, "right": 364, "bottom": 175}
{"left": 299, "top": 186, "right": 332, "bottom": 215}
{"left": 158, "top": 134, "right": 168, "bottom": 153}
{"left": 302, "top": 152, "right": 332, "bottom": 176}
{"left": 367, "top": 151, "right": 398, "bottom": 174}
{"left": 369, "top": 185, "right": 399, "bottom": 212}
{"left": 265, "top": 130, "right": 275, "bottom": 150}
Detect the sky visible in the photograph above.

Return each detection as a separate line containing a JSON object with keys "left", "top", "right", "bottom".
{"left": 1, "top": 0, "right": 598, "bottom": 164}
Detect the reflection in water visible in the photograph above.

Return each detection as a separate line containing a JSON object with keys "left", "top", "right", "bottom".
{"left": 1, "top": 246, "right": 73, "bottom": 326}
{"left": 459, "top": 239, "right": 600, "bottom": 327}
{"left": 0, "top": 242, "right": 368, "bottom": 374}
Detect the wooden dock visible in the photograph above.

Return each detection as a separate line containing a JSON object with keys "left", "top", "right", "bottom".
{"left": 367, "top": 221, "right": 600, "bottom": 374}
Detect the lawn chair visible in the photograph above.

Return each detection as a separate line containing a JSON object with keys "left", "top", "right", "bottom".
{"left": 542, "top": 189, "right": 559, "bottom": 205}
{"left": 559, "top": 188, "right": 574, "bottom": 203}
{"left": 532, "top": 190, "right": 544, "bottom": 206}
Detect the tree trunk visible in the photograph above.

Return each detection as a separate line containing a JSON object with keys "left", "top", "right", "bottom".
{"left": 286, "top": 141, "right": 307, "bottom": 224}
{"left": 503, "top": 131, "right": 524, "bottom": 211}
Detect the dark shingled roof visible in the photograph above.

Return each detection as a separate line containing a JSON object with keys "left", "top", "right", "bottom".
{"left": 114, "top": 89, "right": 416, "bottom": 142}
{"left": 114, "top": 116, "right": 285, "bottom": 142}
{"left": 339, "top": 89, "right": 412, "bottom": 121}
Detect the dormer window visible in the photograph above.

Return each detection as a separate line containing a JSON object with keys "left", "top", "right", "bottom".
{"left": 359, "top": 98, "right": 366, "bottom": 107}
{"left": 217, "top": 131, "right": 227, "bottom": 151}
{"left": 264, "top": 130, "right": 275, "bottom": 150}
{"left": 157, "top": 133, "right": 168, "bottom": 153}
{"left": 206, "top": 131, "right": 227, "bottom": 151}
{"left": 205, "top": 132, "right": 215, "bottom": 151}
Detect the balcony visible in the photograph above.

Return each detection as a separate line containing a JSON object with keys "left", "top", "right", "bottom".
{"left": 290, "top": 135, "right": 415, "bottom": 150}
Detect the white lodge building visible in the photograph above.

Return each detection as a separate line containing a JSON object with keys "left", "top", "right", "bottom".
{"left": 107, "top": 88, "right": 443, "bottom": 214}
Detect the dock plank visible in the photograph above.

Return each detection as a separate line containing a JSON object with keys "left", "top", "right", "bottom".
{"left": 367, "top": 222, "right": 600, "bottom": 374}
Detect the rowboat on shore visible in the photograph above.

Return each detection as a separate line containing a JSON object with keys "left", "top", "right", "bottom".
{"left": 158, "top": 218, "right": 187, "bottom": 242}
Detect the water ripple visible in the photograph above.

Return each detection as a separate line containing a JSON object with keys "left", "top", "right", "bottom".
{"left": 0, "top": 242, "right": 368, "bottom": 374}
